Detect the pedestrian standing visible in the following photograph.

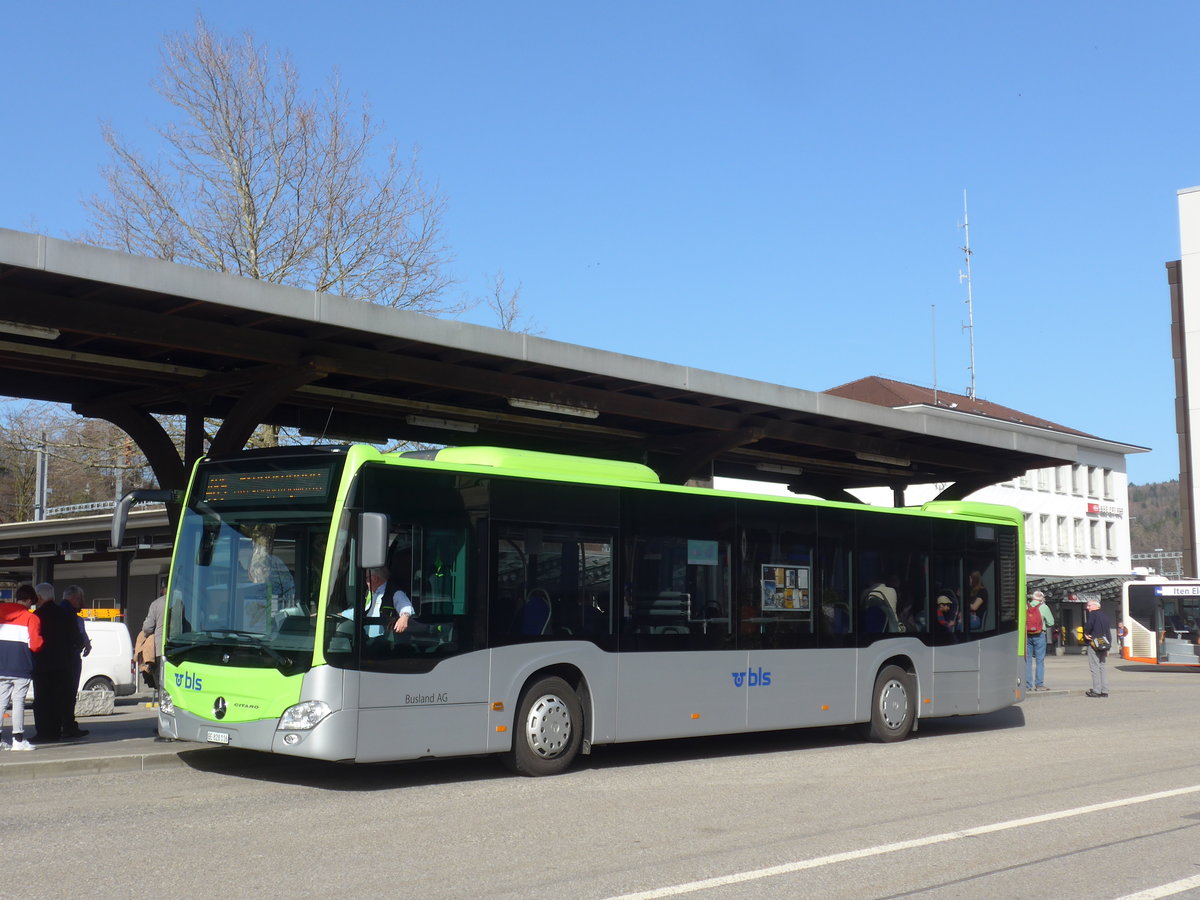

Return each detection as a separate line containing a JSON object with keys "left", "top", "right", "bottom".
{"left": 59, "top": 585, "right": 91, "bottom": 738}
{"left": 32, "top": 582, "right": 84, "bottom": 743}
{"left": 0, "top": 584, "right": 43, "bottom": 750}
{"left": 1084, "top": 598, "right": 1113, "bottom": 698}
{"left": 1026, "top": 590, "right": 1054, "bottom": 691}
{"left": 139, "top": 592, "right": 166, "bottom": 696}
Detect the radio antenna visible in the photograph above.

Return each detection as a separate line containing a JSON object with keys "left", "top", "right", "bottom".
{"left": 958, "top": 190, "right": 977, "bottom": 401}
{"left": 931, "top": 304, "right": 938, "bottom": 406}
{"left": 317, "top": 407, "right": 334, "bottom": 443}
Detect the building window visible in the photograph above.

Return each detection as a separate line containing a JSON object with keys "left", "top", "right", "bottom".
{"left": 1074, "top": 518, "right": 1085, "bottom": 555}
{"left": 1040, "top": 514, "right": 1051, "bottom": 552}
{"left": 1089, "top": 519, "right": 1100, "bottom": 556}
{"left": 1023, "top": 513, "right": 1033, "bottom": 553}
{"left": 1087, "top": 466, "right": 1099, "bottom": 498}
{"left": 1103, "top": 469, "right": 1114, "bottom": 500}
{"left": 1055, "top": 467, "right": 1066, "bottom": 493}
{"left": 1072, "top": 466, "right": 1084, "bottom": 496}
{"left": 1037, "top": 469, "right": 1050, "bottom": 491}
{"left": 1057, "top": 516, "right": 1068, "bottom": 553}
{"left": 1105, "top": 521, "right": 1116, "bottom": 557}
{"left": 1019, "top": 472, "right": 1032, "bottom": 490}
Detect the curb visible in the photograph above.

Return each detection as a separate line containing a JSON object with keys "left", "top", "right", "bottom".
{"left": 0, "top": 749, "right": 187, "bottom": 783}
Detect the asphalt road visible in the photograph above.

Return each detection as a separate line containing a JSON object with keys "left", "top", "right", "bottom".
{"left": 9, "top": 654, "right": 1200, "bottom": 900}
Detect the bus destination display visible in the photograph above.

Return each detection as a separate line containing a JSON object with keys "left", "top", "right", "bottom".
{"left": 200, "top": 468, "right": 332, "bottom": 505}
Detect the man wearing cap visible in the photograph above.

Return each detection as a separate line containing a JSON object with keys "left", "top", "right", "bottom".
{"left": 1083, "top": 598, "right": 1113, "bottom": 698}
{"left": 1026, "top": 590, "right": 1054, "bottom": 691}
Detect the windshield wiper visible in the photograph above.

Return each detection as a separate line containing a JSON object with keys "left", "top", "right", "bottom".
{"left": 209, "top": 631, "right": 298, "bottom": 671}
{"left": 167, "top": 632, "right": 298, "bottom": 673}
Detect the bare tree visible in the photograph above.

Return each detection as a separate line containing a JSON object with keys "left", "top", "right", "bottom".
{"left": 486, "top": 270, "right": 539, "bottom": 334}
{"left": 83, "top": 16, "right": 454, "bottom": 311}
{"left": 0, "top": 404, "right": 157, "bottom": 522}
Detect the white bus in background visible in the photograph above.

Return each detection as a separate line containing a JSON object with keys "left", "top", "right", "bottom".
{"left": 1122, "top": 579, "right": 1200, "bottom": 666}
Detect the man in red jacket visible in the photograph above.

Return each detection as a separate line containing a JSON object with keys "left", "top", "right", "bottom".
{"left": 0, "top": 584, "right": 44, "bottom": 750}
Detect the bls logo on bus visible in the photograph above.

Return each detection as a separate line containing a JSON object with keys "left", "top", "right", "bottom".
{"left": 174, "top": 671, "right": 203, "bottom": 691}
{"left": 731, "top": 667, "right": 771, "bottom": 687}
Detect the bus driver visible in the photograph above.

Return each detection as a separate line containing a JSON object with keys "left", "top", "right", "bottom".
{"left": 339, "top": 566, "right": 417, "bottom": 637}
{"left": 366, "top": 566, "right": 417, "bottom": 634}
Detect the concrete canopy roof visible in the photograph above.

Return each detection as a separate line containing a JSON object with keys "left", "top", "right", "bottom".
{"left": 0, "top": 229, "right": 1092, "bottom": 501}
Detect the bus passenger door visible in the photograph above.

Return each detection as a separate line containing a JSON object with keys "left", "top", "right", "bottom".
{"left": 929, "top": 545, "right": 979, "bottom": 715}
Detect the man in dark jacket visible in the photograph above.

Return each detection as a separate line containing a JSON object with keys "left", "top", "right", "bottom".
{"left": 32, "top": 583, "right": 86, "bottom": 742}
{"left": 1083, "top": 598, "right": 1113, "bottom": 698}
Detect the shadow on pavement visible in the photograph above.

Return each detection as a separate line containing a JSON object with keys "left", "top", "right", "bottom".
{"left": 175, "top": 705, "right": 1026, "bottom": 791}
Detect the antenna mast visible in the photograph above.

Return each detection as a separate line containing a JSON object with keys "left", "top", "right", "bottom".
{"left": 931, "top": 304, "right": 938, "bottom": 406}
{"left": 959, "top": 190, "right": 977, "bottom": 401}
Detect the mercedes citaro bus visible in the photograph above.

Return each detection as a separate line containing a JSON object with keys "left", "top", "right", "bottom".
{"left": 115, "top": 444, "right": 1026, "bottom": 775}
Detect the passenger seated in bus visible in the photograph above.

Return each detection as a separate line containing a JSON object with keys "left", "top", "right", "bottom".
{"left": 861, "top": 580, "right": 901, "bottom": 633}
{"left": 935, "top": 590, "right": 959, "bottom": 633}
{"left": 967, "top": 571, "right": 988, "bottom": 630}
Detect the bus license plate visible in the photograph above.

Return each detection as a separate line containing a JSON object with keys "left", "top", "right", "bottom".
{"left": 206, "top": 731, "right": 231, "bottom": 745}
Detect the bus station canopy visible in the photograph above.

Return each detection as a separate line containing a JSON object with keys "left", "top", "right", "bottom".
{"left": 0, "top": 228, "right": 1114, "bottom": 502}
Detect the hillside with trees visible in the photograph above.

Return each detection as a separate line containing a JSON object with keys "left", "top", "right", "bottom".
{"left": 1129, "top": 480, "right": 1183, "bottom": 556}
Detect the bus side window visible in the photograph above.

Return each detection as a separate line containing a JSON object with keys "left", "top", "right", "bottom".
{"left": 490, "top": 524, "right": 614, "bottom": 645}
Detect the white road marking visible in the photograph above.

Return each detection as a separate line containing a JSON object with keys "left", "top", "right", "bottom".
{"left": 606, "top": 783, "right": 1200, "bottom": 899}
{"left": 1114, "top": 873, "right": 1200, "bottom": 900}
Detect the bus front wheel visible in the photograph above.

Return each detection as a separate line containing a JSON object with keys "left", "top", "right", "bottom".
{"left": 865, "top": 665, "right": 915, "bottom": 743}
{"left": 504, "top": 676, "right": 583, "bottom": 776}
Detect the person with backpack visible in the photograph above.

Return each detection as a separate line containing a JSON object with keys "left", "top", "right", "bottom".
{"left": 1026, "top": 590, "right": 1055, "bottom": 692}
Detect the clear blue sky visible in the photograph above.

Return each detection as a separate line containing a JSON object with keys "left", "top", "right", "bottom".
{"left": 2, "top": 2, "right": 1193, "bottom": 484}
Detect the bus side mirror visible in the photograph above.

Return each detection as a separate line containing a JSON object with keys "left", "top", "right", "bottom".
{"left": 111, "top": 489, "right": 179, "bottom": 549}
{"left": 358, "top": 513, "right": 389, "bottom": 570}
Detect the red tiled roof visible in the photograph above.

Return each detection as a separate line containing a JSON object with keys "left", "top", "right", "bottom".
{"left": 823, "top": 376, "right": 1096, "bottom": 439}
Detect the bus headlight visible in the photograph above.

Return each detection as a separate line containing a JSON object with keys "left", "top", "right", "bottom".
{"left": 278, "top": 700, "right": 332, "bottom": 731}
{"left": 160, "top": 692, "right": 175, "bottom": 715}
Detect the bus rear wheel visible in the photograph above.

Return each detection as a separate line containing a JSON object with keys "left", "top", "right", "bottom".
{"left": 504, "top": 676, "right": 582, "bottom": 776}
{"left": 865, "top": 665, "right": 915, "bottom": 743}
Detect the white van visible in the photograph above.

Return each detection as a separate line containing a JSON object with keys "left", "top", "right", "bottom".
{"left": 79, "top": 620, "right": 137, "bottom": 696}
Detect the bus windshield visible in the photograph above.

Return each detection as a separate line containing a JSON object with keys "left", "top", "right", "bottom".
{"left": 165, "top": 505, "right": 331, "bottom": 674}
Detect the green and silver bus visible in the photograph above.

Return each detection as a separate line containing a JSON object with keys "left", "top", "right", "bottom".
{"left": 142, "top": 443, "right": 1025, "bottom": 775}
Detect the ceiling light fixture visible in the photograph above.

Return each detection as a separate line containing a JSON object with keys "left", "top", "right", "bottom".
{"left": 507, "top": 398, "right": 600, "bottom": 419}
{"left": 404, "top": 415, "right": 479, "bottom": 433}
{"left": 855, "top": 451, "right": 911, "bottom": 467}
{"left": 0, "top": 320, "right": 59, "bottom": 341}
